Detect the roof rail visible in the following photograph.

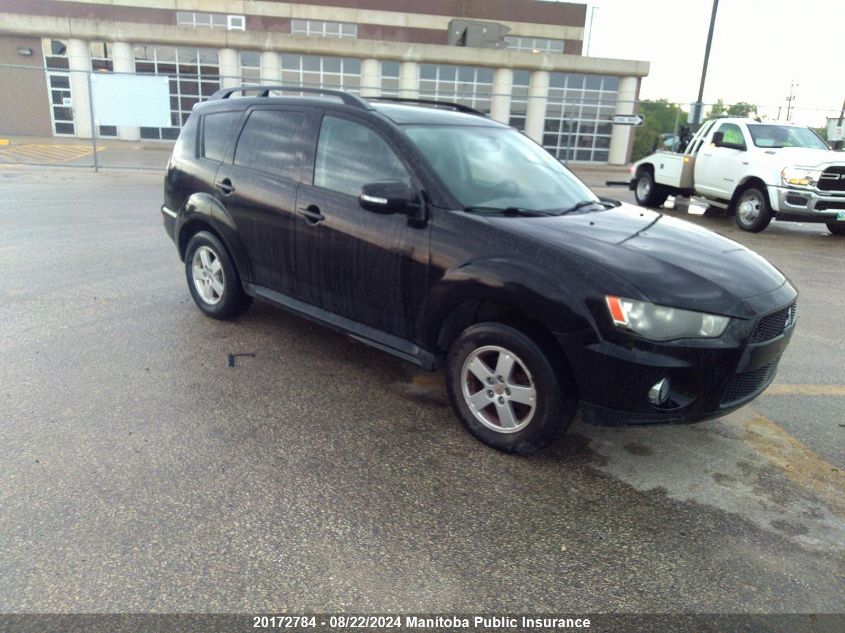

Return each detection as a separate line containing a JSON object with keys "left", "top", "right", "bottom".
{"left": 209, "top": 85, "right": 371, "bottom": 109}
{"left": 369, "top": 97, "right": 487, "bottom": 117}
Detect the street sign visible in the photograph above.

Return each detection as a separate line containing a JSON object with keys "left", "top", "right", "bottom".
{"left": 612, "top": 114, "right": 644, "bottom": 126}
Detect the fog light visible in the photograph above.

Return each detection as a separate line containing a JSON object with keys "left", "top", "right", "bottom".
{"left": 648, "top": 378, "right": 670, "bottom": 405}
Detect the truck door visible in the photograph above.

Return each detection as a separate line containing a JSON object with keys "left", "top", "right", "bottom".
{"left": 694, "top": 122, "right": 749, "bottom": 198}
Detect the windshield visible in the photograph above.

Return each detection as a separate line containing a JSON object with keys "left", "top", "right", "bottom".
{"left": 747, "top": 124, "right": 829, "bottom": 150}
{"left": 403, "top": 125, "right": 598, "bottom": 212}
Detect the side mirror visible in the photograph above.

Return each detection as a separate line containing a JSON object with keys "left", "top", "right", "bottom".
{"left": 358, "top": 180, "right": 412, "bottom": 215}
{"left": 711, "top": 131, "right": 724, "bottom": 147}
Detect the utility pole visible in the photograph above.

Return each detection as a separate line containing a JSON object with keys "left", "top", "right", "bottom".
{"left": 691, "top": 0, "right": 719, "bottom": 126}
{"left": 785, "top": 80, "right": 798, "bottom": 122}
{"left": 584, "top": 5, "right": 598, "bottom": 56}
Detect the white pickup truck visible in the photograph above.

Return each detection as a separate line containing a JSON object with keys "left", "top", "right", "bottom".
{"left": 630, "top": 117, "right": 845, "bottom": 235}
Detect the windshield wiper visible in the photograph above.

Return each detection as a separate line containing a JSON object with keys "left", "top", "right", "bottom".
{"left": 463, "top": 206, "right": 553, "bottom": 217}
{"left": 557, "top": 199, "right": 613, "bottom": 215}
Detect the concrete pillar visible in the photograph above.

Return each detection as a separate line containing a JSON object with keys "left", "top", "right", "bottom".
{"left": 219, "top": 48, "right": 240, "bottom": 89}
{"left": 261, "top": 51, "right": 281, "bottom": 85}
{"left": 608, "top": 76, "right": 639, "bottom": 165}
{"left": 111, "top": 41, "right": 140, "bottom": 141}
{"left": 360, "top": 58, "right": 380, "bottom": 97}
{"left": 399, "top": 61, "right": 419, "bottom": 99}
{"left": 66, "top": 38, "right": 93, "bottom": 139}
{"left": 490, "top": 68, "right": 513, "bottom": 125}
{"left": 524, "top": 70, "right": 549, "bottom": 144}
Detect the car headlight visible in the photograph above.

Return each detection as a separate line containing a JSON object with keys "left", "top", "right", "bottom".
{"left": 781, "top": 166, "right": 822, "bottom": 187}
{"left": 605, "top": 296, "right": 729, "bottom": 341}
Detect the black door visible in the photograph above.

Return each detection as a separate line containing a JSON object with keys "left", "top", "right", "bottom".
{"left": 213, "top": 106, "right": 308, "bottom": 295}
{"left": 294, "top": 112, "right": 430, "bottom": 340}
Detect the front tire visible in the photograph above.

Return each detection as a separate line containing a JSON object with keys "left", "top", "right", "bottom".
{"left": 634, "top": 169, "right": 668, "bottom": 208}
{"left": 827, "top": 221, "right": 845, "bottom": 236}
{"left": 734, "top": 185, "right": 772, "bottom": 232}
{"left": 445, "top": 322, "right": 576, "bottom": 454}
{"left": 184, "top": 231, "right": 252, "bottom": 319}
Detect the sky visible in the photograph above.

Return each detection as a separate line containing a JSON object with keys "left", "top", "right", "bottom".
{"left": 580, "top": 0, "right": 845, "bottom": 126}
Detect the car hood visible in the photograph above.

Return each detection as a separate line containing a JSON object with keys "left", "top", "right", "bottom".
{"left": 759, "top": 146, "right": 844, "bottom": 168}
{"left": 489, "top": 204, "right": 789, "bottom": 317}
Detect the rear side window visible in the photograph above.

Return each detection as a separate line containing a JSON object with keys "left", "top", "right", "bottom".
{"left": 234, "top": 109, "right": 306, "bottom": 181}
{"left": 202, "top": 111, "right": 242, "bottom": 162}
{"left": 314, "top": 116, "right": 409, "bottom": 197}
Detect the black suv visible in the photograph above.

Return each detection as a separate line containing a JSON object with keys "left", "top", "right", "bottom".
{"left": 162, "top": 86, "right": 797, "bottom": 454}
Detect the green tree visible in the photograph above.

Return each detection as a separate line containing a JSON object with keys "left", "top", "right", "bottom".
{"left": 631, "top": 99, "right": 688, "bottom": 162}
{"left": 706, "top": 99, "right": 757, "bottom": 119}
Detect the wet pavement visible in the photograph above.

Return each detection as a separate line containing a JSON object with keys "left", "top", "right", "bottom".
{"left": 0, "top": 167, "right": 843, "bottom": 613}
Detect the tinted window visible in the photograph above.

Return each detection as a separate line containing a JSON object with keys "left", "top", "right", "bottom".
{"left": 314, "top": 116, "right": 409, "bottom": 196}
{"left": 202, "top": 111, "right": 241, "bottom": 162}
{"left": 234, "top": 109, "right": 306, "bottom": 180}
{"left": 717, "top": 123, "right": 745, "bottom": 147}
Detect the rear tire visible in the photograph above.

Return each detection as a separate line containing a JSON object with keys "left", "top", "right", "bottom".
{"left": 445, "top": 322, "right": 576, "bottom": 454}
{"left": 733, "top": 185, "right": 772, "bottom": 232}
{"left": 634, "top": 169, "right": 669, "bottom": 208}
{"left": 184, "top": 231, "right": 252, "bottom": 319}
{"left": 827, "top": 221, "right": 845, "bottom": 236}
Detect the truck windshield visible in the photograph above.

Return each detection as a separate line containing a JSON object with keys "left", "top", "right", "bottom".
{"left": 747, "top": 125, "right": 828, "bottom": 150}
{"left": 403, "top": 125, "right": 598, "bottom": 213}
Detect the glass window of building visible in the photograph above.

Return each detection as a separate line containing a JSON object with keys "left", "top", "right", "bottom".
{"left": 504, "top": 36, "right": 565, "bottom": 53}
{"left": 41, "top": 39, "right": 74, "bottom": 135}
{"left": 134, "top": 45, "right": 220, "bottom": 140}
{"left": 380, "top": 61, "right": 400, "bottom": 97}
{"left": 88, "top": 42, "right": 117, "bottom": 137}
{"left": 176, "top": 12, "right": 245, "bottom": 31}
{"left": 419, "top": 64, "right": 494, "bottom": 114}
{"left": 240, "top": 51, "right": 261, "bottom": 85}
{"left": 291, "top": 19, "right": 357, "bottom": 38}
{"left": 281, "top": 55, "right": 361, "bottom": 92}
{"left": 544, "top": 73, "right": 618, "bottom": 163}
{"left": 509, "top": 70, "right": 530, "bottom": 131}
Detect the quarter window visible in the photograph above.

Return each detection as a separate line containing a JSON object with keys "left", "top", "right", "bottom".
{"left": 314, "top": 117, "right": 409, "bottom": 197}
{"left": 202, "top": 112, "right": 242, "bottom": 162}
{"left": 234, "top": 109, "right": 306, "bottom": 181}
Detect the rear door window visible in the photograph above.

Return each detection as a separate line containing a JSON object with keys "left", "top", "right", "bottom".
{"left": 201, "top": 111, "right": 242, "bottom": 162}
{"left": 234, "top": 109, "right": 307, "bottom": 181}
{"left": 313, "top": 116, "right": 409, "bottom": 196}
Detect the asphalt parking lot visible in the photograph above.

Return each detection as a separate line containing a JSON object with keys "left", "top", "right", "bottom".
{"left": 0, "top": 166, "right": 843, "bottom": 614}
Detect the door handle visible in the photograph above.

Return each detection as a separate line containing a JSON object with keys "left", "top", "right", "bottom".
{"left": 215, "top": 178, "right": 235, "bottom": 196}
{"left": 297, "top": 204, "right": 325, "bottom": 225}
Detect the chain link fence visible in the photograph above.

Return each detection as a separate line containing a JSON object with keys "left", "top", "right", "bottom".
{"left": 1, "top": 62, "right": 841, "bottom": 171}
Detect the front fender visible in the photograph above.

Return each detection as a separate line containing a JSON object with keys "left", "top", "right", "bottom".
{"left": 177, "top": 192, "right": 253, "bottom": 283}
{"left": 417, "top": 257, "right": 596, "bottom": 352}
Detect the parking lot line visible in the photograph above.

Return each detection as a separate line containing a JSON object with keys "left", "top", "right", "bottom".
{"left": 766, "top": 384, "right": 845, "bottom": 396}
{"left": 0, "top": 143, "right": 99, "bottom": 164}
{"left": 743, "top": 409, "right": 845, "bottom": 518}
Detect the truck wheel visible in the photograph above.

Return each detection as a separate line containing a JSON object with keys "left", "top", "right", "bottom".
{"left": 827, "top": 222, "right": 845, "bottom": 236}
{"left": 634, "top": 169, "right": 668, "bottom": 208}
{"left": 734, "top": 186, "right": 772, "bottom": 232}
{"left": 445, "top": 322, "right": 576, "bottom": 454}
{"left": 184, "top": 231, "right": 252, "bottom": 319}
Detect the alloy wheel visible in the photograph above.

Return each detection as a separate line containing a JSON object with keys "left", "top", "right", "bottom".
{"left": 460, "top": 345, "right": 537, "bottom": 433}
{"left": 191, "top": 245, "right": 225, "bottom": 305}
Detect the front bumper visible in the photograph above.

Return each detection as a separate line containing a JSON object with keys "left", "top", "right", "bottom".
{"left": 769, "top": 185, "right": 845, "bottom": 221}
{"left": 559, "top": 286, "right": 797, "bottom": 426}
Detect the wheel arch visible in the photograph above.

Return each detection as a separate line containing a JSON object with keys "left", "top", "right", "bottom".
{"left": 729, "top": 175, "right": 770, "bottom": 211}
{"left": 176, "top": 192, "right": 253, "bottom": 283}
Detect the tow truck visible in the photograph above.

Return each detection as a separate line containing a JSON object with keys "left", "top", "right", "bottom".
{"left": 630, "top": 117, "right": 845, "bottom": 234}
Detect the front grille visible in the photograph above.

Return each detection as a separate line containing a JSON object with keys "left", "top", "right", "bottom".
{"left": 720, "top": 361, "right": 779, "bottom": 406}
{"left": 818, "top": 166, "right": 845, "bottom": 192}
{"left": 750, "top": 302, "right": 796, "bottom": 343}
